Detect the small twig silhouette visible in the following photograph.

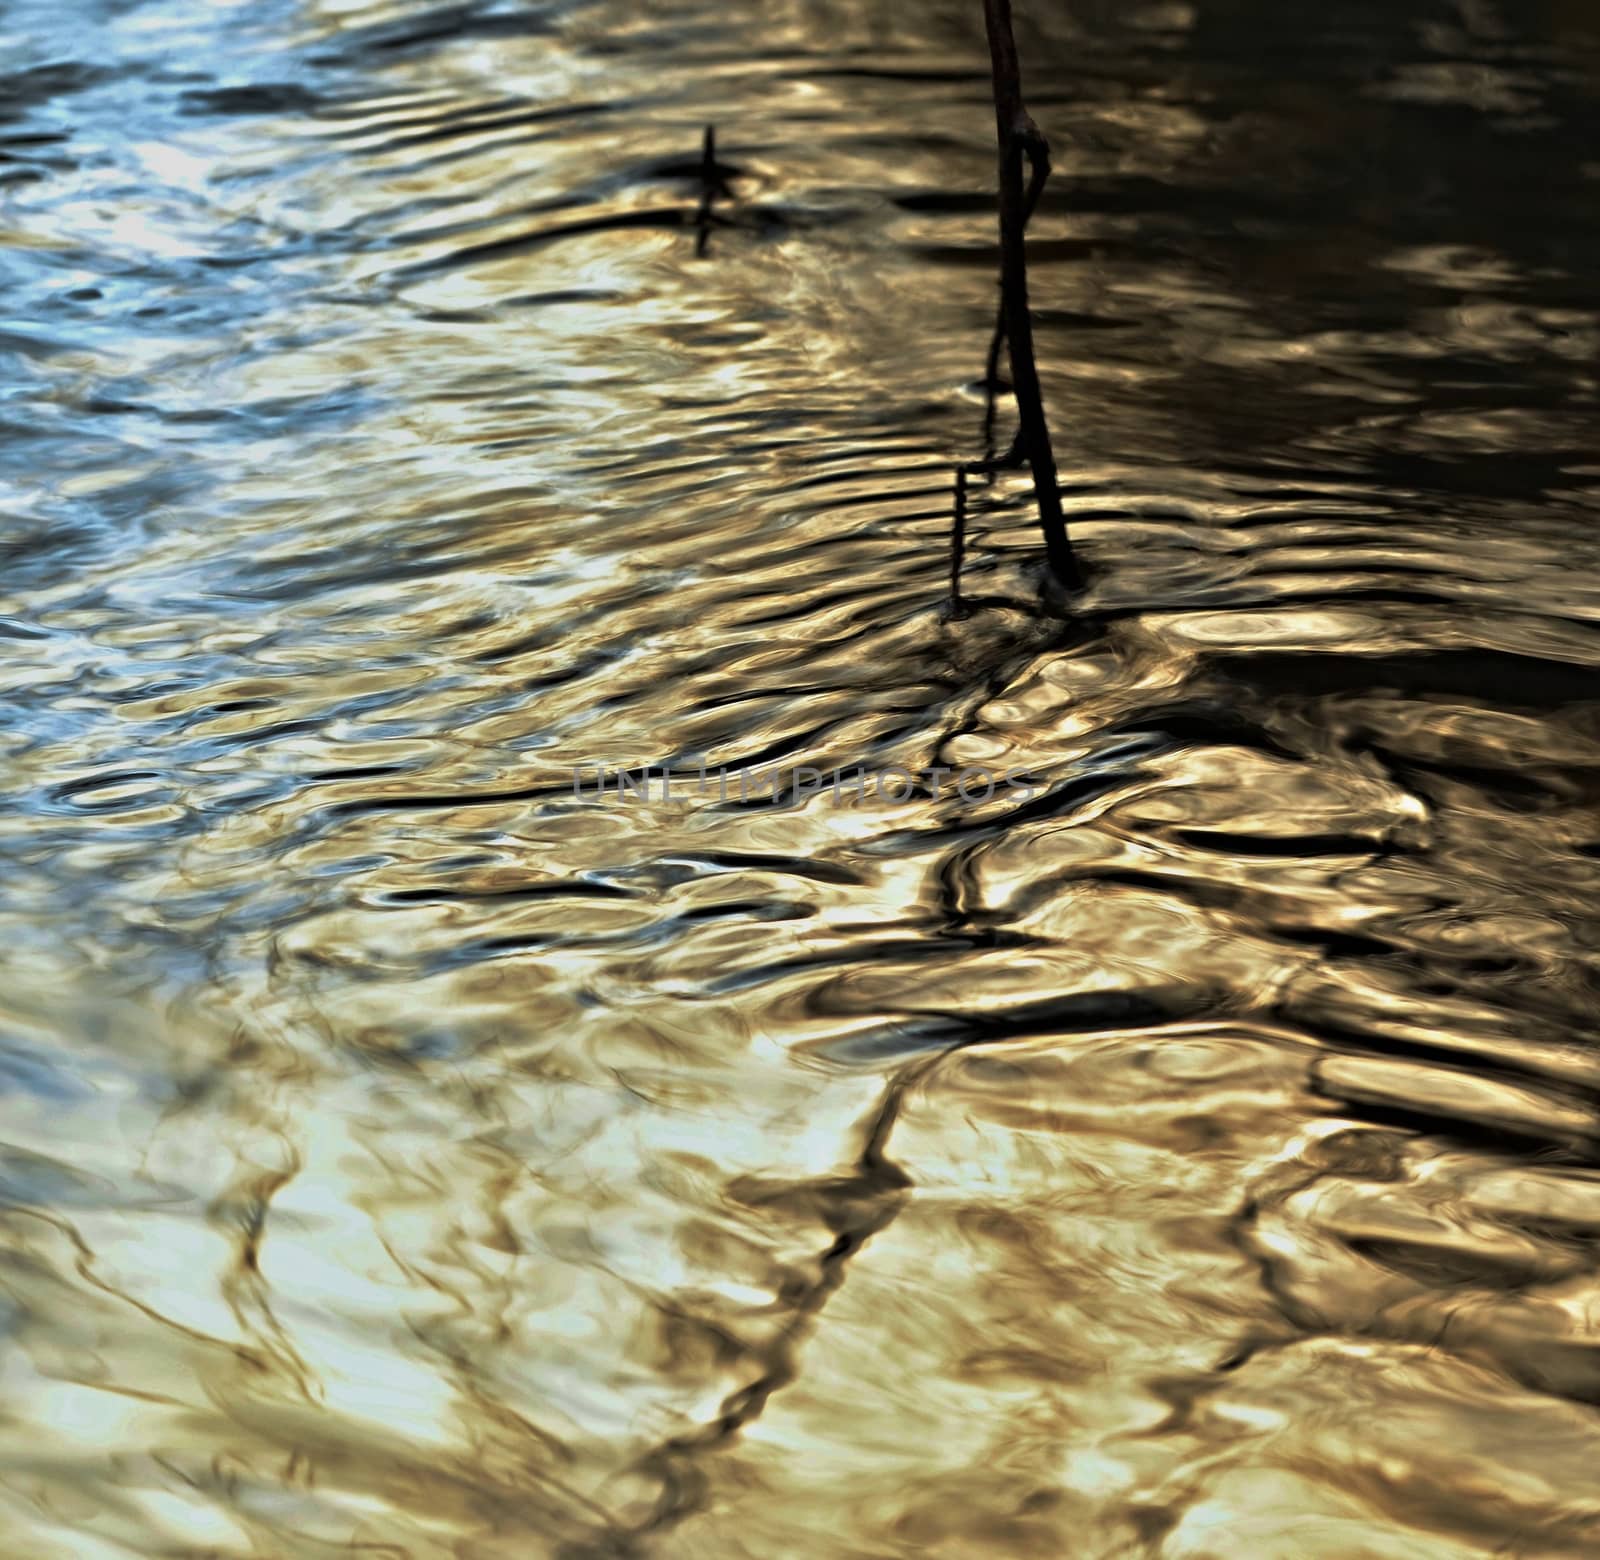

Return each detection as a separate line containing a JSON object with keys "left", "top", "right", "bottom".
{"left": 950, "top": 467, "right": 970, "bottom": 613}
{"left": 950, "top": 0, "right": 1081, "bottom": 609}
{"left": 694, "top": 124, "right": 734, "bottom": 258}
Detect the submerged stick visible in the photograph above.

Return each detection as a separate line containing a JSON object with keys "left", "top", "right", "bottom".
{"left": 980, "top": 0, "right": 1081, "bottom": 591}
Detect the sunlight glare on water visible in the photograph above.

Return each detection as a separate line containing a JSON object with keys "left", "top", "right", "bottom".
{"left": 2, "top": 0, "right": 1600, "bottom": 1554}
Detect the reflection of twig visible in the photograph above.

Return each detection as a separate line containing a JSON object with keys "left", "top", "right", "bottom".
{"left": 950, "top": 0, "right": 1080, "bottom": 606}
{"left": 619, "top": 1071, "right": 913, "bottom": 1543}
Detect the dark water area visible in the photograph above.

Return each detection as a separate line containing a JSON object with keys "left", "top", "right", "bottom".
{"left": 2, "top": 0, "right": 1600, "bottom": 1553}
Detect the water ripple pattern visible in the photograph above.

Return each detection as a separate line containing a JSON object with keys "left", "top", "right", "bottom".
{"left": 2, "top": 0, "right": 1599, "bottom": 1554}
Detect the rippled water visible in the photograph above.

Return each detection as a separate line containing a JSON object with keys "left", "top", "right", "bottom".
{"left": 4, "top": 0, "right": 1600, "bottom": 1553}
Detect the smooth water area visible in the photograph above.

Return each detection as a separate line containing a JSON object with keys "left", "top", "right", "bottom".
{"left": 3, "top": 0, "right": 1600, "bottom": 1553}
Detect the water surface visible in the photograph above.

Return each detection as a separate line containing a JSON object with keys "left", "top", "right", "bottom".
{"left": 3, "top": 0, "right": 1600, "bottom": 1554}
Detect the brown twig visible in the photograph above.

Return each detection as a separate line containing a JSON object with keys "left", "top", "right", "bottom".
{"left": 979, "top": 0, "right": 1080, "bottom": 591}
{"left": 950, "top": 467, "right": 970, "bottom": 615}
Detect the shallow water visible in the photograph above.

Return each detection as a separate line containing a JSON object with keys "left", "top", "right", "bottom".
{"left": 3, "top": 0, "right": 1600, "bottom": 1554}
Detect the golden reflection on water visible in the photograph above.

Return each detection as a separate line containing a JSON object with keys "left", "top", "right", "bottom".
{"left": 2, "top": 0, "right": 1600, "bottom": 1554}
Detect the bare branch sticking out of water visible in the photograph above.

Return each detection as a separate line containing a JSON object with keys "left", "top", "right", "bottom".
{"left": 694, "top": 124, "right": 733, "bottom": 258}
{"left": 950, "top": 0, "right": 1082, "bottom": 606}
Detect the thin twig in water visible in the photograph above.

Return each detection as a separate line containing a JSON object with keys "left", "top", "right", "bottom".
{"left": 950, "top": 467, "right": 970, "bottom": 614}
{"left": 694, "top": 124, "right": 733, "bottom": 258}
{"left": 950, "top": 0, "right": 1081, "bottom": 605}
